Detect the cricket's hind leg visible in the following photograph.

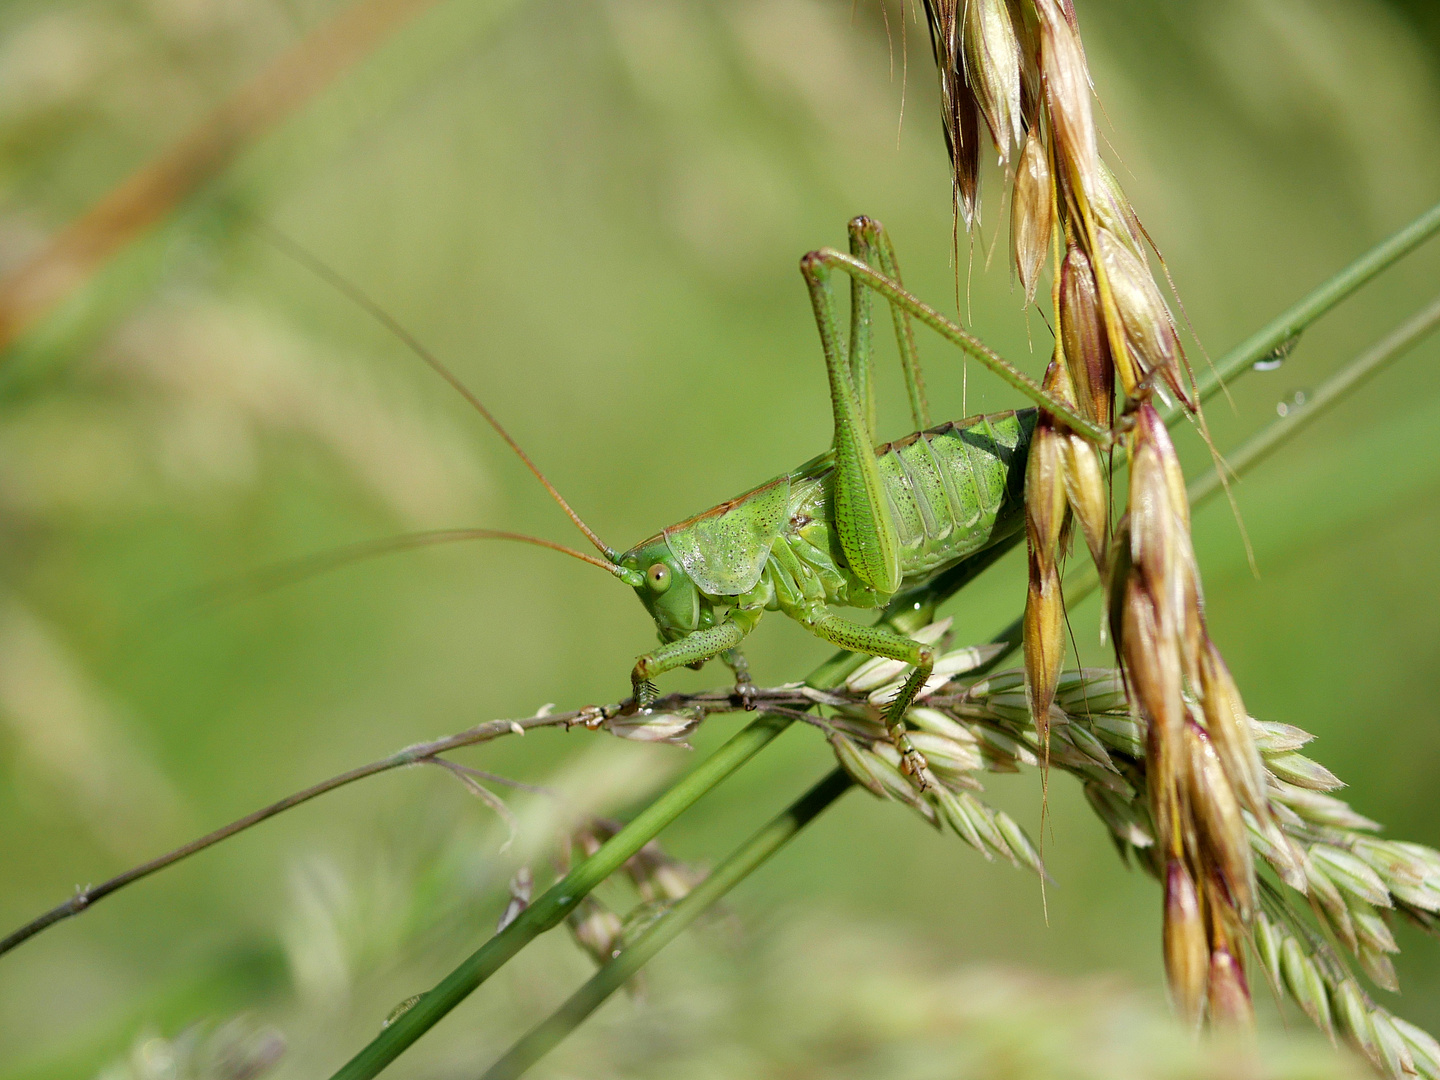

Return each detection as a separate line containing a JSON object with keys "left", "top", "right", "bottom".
{"left": 803, "top": 234, "right": 1122, "bottom": 448}
{"left": 793, "top": 605, "right": 937, "bottom": 789}
{"left": 719, "top": 646, "right": 757, "bottom": 710}
{"left": 846, "top": 216, "right": 931, "bottom": 432}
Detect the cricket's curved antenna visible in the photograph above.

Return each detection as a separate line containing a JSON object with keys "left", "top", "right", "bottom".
{"left": 189, "top": 528, "right": 638, "bottom": 611}
{"left": 255, "top": 222, "right": 622, "bottom": 563}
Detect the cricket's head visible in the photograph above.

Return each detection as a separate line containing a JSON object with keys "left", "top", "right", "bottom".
{"left": 618, "top": 537, "right": 713, "bottom": 642}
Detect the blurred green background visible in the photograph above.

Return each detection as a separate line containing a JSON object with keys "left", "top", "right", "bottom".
{"left": 0, "top": 0, "right": 1438, "bottom": 1075}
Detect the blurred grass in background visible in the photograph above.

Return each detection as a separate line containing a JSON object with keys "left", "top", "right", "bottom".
{"left": 0, "top": 0, "right": 1438, "bottom": 1075}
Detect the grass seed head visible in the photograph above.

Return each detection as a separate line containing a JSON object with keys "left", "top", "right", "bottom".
{"left": 626, "top": 840, "right": 704, "bottom": 904}
{"left": 1333, "top": 979, "right": 1381, "bottom": 1068}
{"left": 1062, "top": 429, "right": 1108, "bottom": 569}
{"left": 1123, "top": 579, "right": 1183, "bottom": 850}
{"left": 1083, "top": 781, "right": 1154, "bottom": 848}
{"left": 1163, "top": 859, "right": 1209, "bottom": 1027}
{"left": 995, "top": 809, "right": 1045, "bottom": 874}
{"left": 1023, "top": 564, "right": 1066, "bottom": 745}
{"left": 908, "top": 729, "right": 985, "bottom": 776}
{"left": 1306, "top": 856, "right": 1360, "bottom": 953}
{"left": 496, "top": 866, "right": 533, "bottom": 933}
{"left": 1006, "top": 0, "right": 1043, "bottom": 124}
{"left": 1059, "top": 243, "right": 1114, "bottom": 427}
{"left": 1206, "top": 946, "right": 1255, "bottom": 1030}
{"left": 1310, "top": 844, "right": 1393, "bottom": 909}
{"left": 1095, "top": 230, "right": 1187, "bottom": 403}
{"left": 1370, "top": 1011, "right": 1418, "bottom": 1078}
{"left": 606, "top": 708, "right": 702, "bottom": 745}
{"left": 963, "top": 0, "right": 1024, "bottom": 164}
{"left": 931, "top": 784, "right": 993, "bottom": 856}
{"left": 1183, "top": 719, "right": 1254, "bottom": 918}
{"left": 1271, "top": 781, "right": 1378, "bottom": 832}
{"left": 1023, "top": 399, "right": 1070, "bottom": 741}
{"left": 1393, "top": 1018, "right": 1440, "bottom": 1077}
{"left": 566, "top": 894, "right": 624, "bottom": 966}
{"left": 1254, "top": 914, "right": 1284, "bottom": 994}
{"left": 1250, "top": 719, "right": 1316, "bottom": 754}
{"left": 1359, "top": 940, "right": 1401, "bottom": 994}
{"left": 829, "top": 731, "right": 893, "bottom": 800}
{"left": 1265, "top": 752, "right": 1344, "bottom": 792}
{"left": 1092, "top": 160, "right": 1146, "bottom": 259}
{"left": 1199, "top": 641, "right": 1270, "bottom": 822}
{"left": 1034, "top": 0, "right": 1097, "bottom": 195}
{"left": 1012, "top": 123, "right": 1053, "bottom": 304}
{"left": 1280, "top": 934, "right": 1335, "bottom": 1038}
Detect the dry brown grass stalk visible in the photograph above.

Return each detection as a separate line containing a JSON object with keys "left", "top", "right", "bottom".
{"left": 0, "top": 0, "right": 445, "bottom": 353}
{"left": 918, "top": 0, "right": 1358, "bottom": 1037}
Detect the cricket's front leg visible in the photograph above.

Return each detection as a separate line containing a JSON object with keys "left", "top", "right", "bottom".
{"left": 803, "top": 244, "right": 1119, "bottom": 448}
{"left": 630, "top": 611, "right": 761, "bottom": 708}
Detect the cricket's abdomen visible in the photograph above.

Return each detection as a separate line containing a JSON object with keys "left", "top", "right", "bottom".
{"left": 774, "top": 410, "right": 1035, "bottom": 609}
{"left": 881, "top": 409, "right": 1035, "bottom": 579}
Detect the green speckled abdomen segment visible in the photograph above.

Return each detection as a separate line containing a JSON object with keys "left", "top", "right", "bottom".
{"left": 880, "top": 410, "right": 1034, "bottom": 579}
{"left": 774, "top": 409, "right": 1035, "bottom": 610}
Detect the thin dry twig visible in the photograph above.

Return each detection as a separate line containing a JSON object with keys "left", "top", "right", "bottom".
{"left": 0, "top": 685, "right": 806, "bottom": 958}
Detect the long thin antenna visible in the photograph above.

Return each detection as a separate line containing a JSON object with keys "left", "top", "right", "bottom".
{"left": 186, "top": 529, "right": 634, "bottom": 611}
{"left": 254, "top": 221, "right": 621, "bottom": 562}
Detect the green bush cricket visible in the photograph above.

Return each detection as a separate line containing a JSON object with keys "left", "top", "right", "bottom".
{"left": 276, "top": 213, "right": 1111, "bottom": 787}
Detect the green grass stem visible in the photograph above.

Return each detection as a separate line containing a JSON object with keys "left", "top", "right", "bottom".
{"left": 327, "top": 710, "right": 793, "bottom": 1080}
{"left": 477, "top": 768, "right": 855, "bottom": 1080}
{"left": 1187, "top": 291, "right": 1440, "bottom": 507}
{"left": 1196, "top": 200, "right": 1440, "bottom": 401}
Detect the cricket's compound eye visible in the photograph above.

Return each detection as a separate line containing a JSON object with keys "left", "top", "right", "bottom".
{"left": 647, "top": 562, "right": 672, "bottom": 593}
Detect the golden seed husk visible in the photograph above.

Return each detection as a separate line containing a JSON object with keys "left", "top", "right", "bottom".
{"left": 1163, "top": 859, "right": 1209, "bottom": 1027}
{"left": 1127, "top": 406, "right": 1201, "bottom": 684}
{"left": 1094, "top": 229, "right": 1186, "bottom": 402}
{"left": 1059, "top": 243, "right": 1113, "bottom": 428}
{"left": 1062, "top": 430, "right": 1108, "bottom": 569}
{"left": 1005, "top": 0, "right": 1042, "bottom": 125}
{"left": 1025, "top": 408, "right": 1070, "bottom": 579}
{"left": 1123, "top": 580, "right": 1182, "bottom": 853}
{"left": 1206, "top": 946, "right": 1255, "bottom": 1030}
{"left": 1183, "top": 719, "right": 1255, "bottom": 918}
{"left": 1024, "top": 561, "right": 1065, "bottom": 747}
{"left": 963, "top": 0, "right": 1023, "bottom": 163}
{"left": 1034, "top": 0, "right": 1097, "bottom": 197}
{"left": 1012, "top": 124, "right": 1053, "bottom": 305}
{"left": 1092, "top": 159, "right": 1145, "bottom": 259}
{"left": 1023, "top": 375, "right": 1072, "bottom": 743}
{"left": 1198, "top": 640, "right": 1270, "bottom": 824}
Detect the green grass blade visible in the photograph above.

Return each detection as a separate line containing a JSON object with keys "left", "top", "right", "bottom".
{"left": 330, "top": 508, "right": 1006, "bottom": 1077}
{"left": 327, "top": 711, "right": 793, "bottom": 1080}
{"left": 1196, "top": 200, "right": 1440, "bottom": 399}
{"left": 478, "top": 768, "right": 855, "bottom": 1080}
{"left": 1187, "top": 292, "right": 1440, "bottom": 507}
